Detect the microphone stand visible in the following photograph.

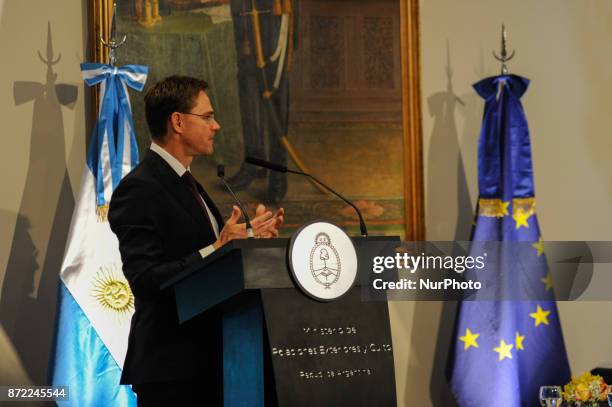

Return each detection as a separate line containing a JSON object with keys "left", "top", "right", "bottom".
{"left": 218, "top": 165, "right": 254, "bottom": 238}
{"left": 245, "top": 157, "right": 368, "bottom": 237}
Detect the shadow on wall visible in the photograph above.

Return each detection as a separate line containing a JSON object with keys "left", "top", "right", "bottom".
{"left": 0, "top": 211, "right": 34, "bottom": 386}
{"left": 425, "top": 41, "right": 473, "bottom": 242}
{"left": 426, "top": 51, "right": 485, "bottom": 407}
{"left": 409, "top": 42, "right": 481, "bottom": 407}
{"left": 0, "top": 22, "right": 77, "bottom": 385}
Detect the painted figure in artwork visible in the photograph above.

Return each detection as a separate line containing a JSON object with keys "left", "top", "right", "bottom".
{"left": 228, "top": 0, "right": 297, "bottom": 204}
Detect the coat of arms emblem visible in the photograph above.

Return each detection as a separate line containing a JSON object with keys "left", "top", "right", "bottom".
{"left": 289, "top": 221, "right": 358, "bottom": 301}
{"left": 309, "top": 232, "right": 341, "bottom": 289}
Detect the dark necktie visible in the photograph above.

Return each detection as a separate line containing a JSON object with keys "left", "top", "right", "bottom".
{"left": 182, "top": 171, "right": 216, "bottom": 232}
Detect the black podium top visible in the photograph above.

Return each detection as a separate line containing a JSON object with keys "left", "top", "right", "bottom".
{"left": 162, "top": 236, "right": 398, "bottom": 323}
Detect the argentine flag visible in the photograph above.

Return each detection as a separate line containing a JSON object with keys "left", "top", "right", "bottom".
{"left": 51, "top": 63, "right": 148, "bottom": 406}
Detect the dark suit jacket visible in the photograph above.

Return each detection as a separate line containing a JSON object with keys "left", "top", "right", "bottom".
{"left": 108, "top": 151, "right": 224, "bottom": 385}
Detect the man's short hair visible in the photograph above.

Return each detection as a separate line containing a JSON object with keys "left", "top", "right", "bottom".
{"left": 144, "top": 75, "right": 209, "bottom": 140}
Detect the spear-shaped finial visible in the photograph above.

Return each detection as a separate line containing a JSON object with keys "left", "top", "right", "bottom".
{"left": 492, "top": 23, "right": 515, "bottom": 75}
{"left": 38, "top": 21, "right": 61, "bottom": 67}
{"left": 100, "top": 1, "right": 127, "bottom": 66}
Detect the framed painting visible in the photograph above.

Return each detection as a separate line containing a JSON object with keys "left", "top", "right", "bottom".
{"left": 89, "top": 0, "right": 424, "bottom": 240}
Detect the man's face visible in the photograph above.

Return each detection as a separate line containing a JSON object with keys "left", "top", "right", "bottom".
{"left": 179, "top": 90, "right": 221, "bottom": 157}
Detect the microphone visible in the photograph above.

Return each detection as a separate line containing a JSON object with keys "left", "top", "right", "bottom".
{"left": 245, "top": 156, "right": 368, "bottom": 237}
{"left": 217, "top": 165, "right": 254, "bottom": 238}
{"left": 245, "top": 156, "right": 287, "bottom": 173}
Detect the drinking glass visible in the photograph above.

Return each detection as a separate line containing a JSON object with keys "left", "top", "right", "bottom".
{"left": 539, "top": 386, "right": 562, "bottom": 407}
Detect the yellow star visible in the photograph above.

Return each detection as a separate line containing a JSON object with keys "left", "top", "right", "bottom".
{"left": 540, "top": 273, "right": 554, "bottom": 291}
{"left": 532, "top": 237, "right": 544, "bottom": 257}
{"left": 529, "top": 305, "right": 551, "bottom": 327}
{"left": 459, "top": 328, "right": 480, "bottom": 350}
{"left": 513, "top": 210, "right": 530, "bottom": 229}
{"left": 500, "top": 201, "right": 510, "bottom": 217}
{"left": 515, "top": 332, "right": 525, "bottom": 351}
{"left": 493, "top": 339, "right": 513, "bottom": 361}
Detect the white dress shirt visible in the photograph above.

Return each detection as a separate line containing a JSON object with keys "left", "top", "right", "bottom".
{"left": 150, "top": 142, "right": 219, "bottom": 258}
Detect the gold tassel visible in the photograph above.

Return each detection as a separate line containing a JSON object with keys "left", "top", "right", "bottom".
{"left": 96, "top": 204, "right": 109, "bottom": 223}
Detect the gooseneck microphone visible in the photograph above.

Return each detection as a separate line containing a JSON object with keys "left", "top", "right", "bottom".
{"left": 245, "top": 156, "right": 369, "bottom": 237}
{"left": 217, "top": 165, "right": 254, "bottom": 238}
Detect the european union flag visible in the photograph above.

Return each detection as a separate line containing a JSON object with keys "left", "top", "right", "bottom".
{"left": 447, "top": 75, "right": 571, "bottom": 406}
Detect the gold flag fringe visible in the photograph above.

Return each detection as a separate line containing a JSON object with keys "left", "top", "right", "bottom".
{"left": 478, "top": 197, "right": 535, "bottom": 218}
{"left": 96, "top": 204, "right": 109, "bottom": 223}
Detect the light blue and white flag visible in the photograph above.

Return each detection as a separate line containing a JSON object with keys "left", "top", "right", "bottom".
{"left": 51, "top": 63, "right": 148, "bottom": 406}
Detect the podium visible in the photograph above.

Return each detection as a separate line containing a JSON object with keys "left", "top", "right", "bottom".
{"left": 163, "top": 237, "right": 398, "bottom": 407}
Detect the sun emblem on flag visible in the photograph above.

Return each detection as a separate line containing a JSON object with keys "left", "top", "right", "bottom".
{"left": 91, "top": 264, "right": 134, "bottom": 321}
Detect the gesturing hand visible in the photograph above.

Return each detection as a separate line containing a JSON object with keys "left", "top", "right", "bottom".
{"left": 253, "top": 204, "right": 284, "bottom": 238}
{"left": 213, "top": 206, "right": 247, "bottom": 249}
{"left": 213, "top": 204, "right": 285, "bottom": 249}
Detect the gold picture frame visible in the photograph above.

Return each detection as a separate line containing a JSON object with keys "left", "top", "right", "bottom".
{"left": 89, "top": 0, "right": 425, "bottom": 240}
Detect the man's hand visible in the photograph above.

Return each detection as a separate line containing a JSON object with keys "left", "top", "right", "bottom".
{"left": 254, "top": 204, "right": 284, "bottom": 238}
{"left": 213, "top": 206, "right": 247, "bottom": 249}
{"left": 213, "top": 204, "right": 285, "bottom": 249}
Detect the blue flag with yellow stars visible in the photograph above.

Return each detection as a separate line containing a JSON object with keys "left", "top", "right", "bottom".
{"left": 447, "top": 74, "right": 571, "bottom": 406}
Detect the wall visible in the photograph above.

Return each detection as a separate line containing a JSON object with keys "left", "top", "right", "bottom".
{"left": 393, "top": 0, "right": 612, "bottom": 405}
{"left": 2, "top": 0, "right": 612, "bottom": 404}
{"left": 0, "top": 0, "right": 87, "bottom": 384}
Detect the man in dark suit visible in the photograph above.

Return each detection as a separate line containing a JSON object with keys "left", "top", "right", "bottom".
{"left": 108, "top": 75, "right": 283, "bottom": 406}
